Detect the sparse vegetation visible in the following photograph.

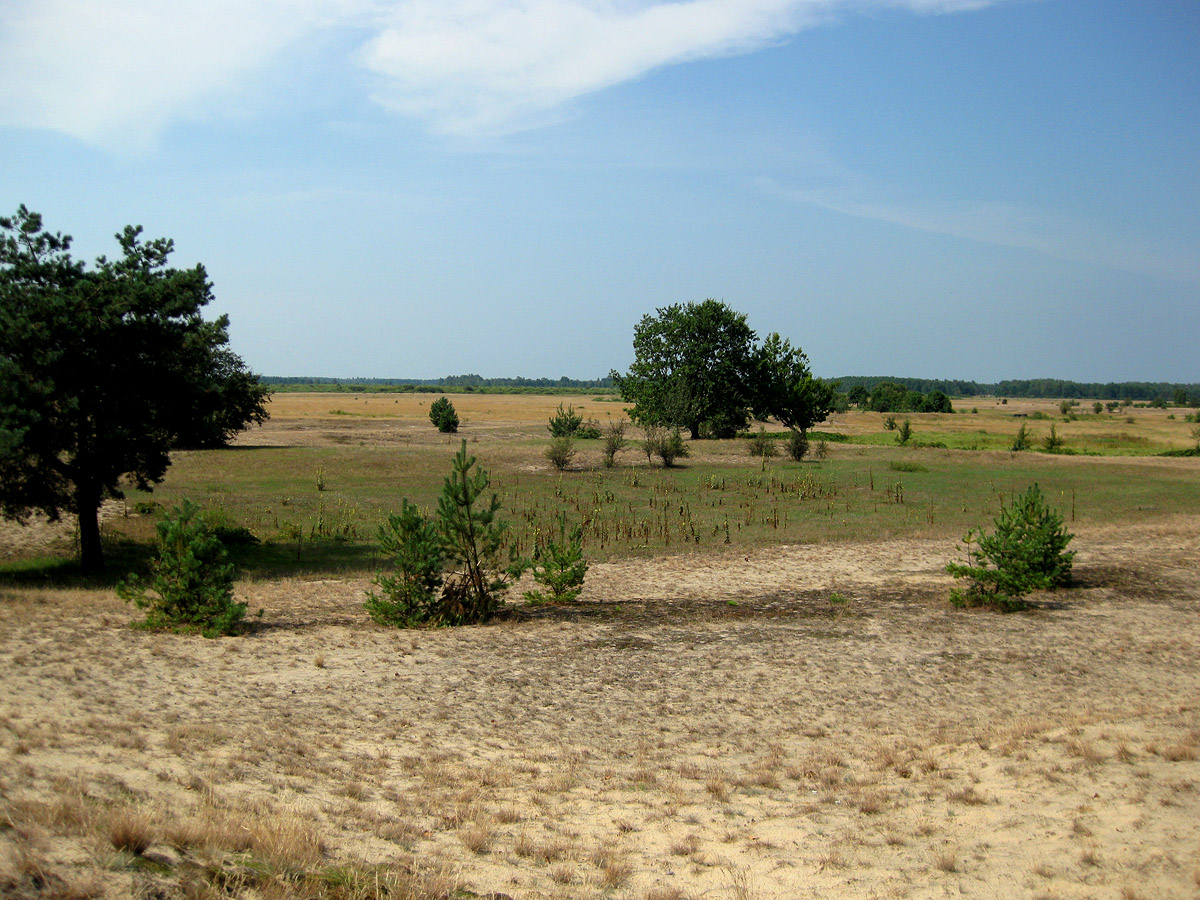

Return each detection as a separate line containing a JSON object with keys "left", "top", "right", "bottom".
{"left": 2, "top": 392, "right": 1199, "bottom": 900}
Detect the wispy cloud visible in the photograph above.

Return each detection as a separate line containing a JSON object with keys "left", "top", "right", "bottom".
{"left": 0, "top": 1, "right": 350, "bottom": 152}
{"left": 756, "top": 176, "right": 1200, "bottom": 287}
{"left": 0, "top": 0, "right": 997, "bottom": 148}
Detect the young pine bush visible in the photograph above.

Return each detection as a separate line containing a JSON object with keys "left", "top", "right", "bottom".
{"left": 787, "top": 429, "right": 809, "bottom": 461}
{"left": 429, "top": 396, "right": 459, "bottom": 433}
{"left": 548, "top": 402, "right": 583, "bottom": 437}
{"left": 896, "top": 419, "right": 913, "bottom": 445}
{"left": 1042, "top": 424, "right": 1065, "bottom": 452}
{"left": 119, "top": 500, "right": 246, "bottom": 636}
{"left": 368, "top": 441, "right": 520, "bottom": 627}
{"left": 364, "top": 500, "right": 445, "bottom": 626}
{"left": 525, "top": 516, "right": 588, "bottom": 604}
{"left": 1010, "top": 423, "right": 1030, "bottom": 452}
{"left": 946, "top": 483, "right": 1075, "bottom": 611}
{"left": 651, "top": 428, "right": 689, "bottom": 467}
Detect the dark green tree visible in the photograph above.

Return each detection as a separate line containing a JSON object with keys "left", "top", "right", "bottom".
{"left": 428, "top": 396, "right": 459, "bottom": 433}
{"left": 611, "top": 299, "right": 757, "bottom": 439}
{"left": 920, "top": 390, "right": 953, "bottom": 414}
{"left": 0, "top": 206, "right": 269, "bottom": 572}
{"left": 752, "top": 333, "right": 837, "bottom": 436}
{"left": 867, "top": 381, "right": 910, "bottom": 413}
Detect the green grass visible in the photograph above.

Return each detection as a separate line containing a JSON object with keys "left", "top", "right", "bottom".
{"left": 60, "top": 440, "right": 1198, "bottom": 583}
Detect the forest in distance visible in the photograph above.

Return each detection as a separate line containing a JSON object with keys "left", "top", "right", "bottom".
{"left": 261, "top": 373, "right": 1200, "bottom": 403}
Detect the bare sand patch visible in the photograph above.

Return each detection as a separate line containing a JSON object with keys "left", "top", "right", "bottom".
{"left": 2, "top": 517, "right": 1198, "bottom": 898}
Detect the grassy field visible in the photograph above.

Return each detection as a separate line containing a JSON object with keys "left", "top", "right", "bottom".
{"left": 1, "top": 393, "right": 1198, "bottom": 900}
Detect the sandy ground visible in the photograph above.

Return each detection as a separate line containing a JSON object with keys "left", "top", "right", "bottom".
{"left": 2, "top": 516, "right": 1199, "bottom": 899}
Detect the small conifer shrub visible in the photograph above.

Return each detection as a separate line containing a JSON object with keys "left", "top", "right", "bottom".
{"left": 364, "top": 500, "right": 446, "bottom": 627}
{"left": 525, "top": 515, "right": 588, "bottom": 604}
{"left": 601, "top": 419, "right": 628, "bottom": 468}
{"left": 367, "top": 441, "right": 519, "bottom": 627}
{"left": 947, "top": 484, "right": 1075, "bottom": 611}
{"left": 545, "top": 436, "right": 576, "bottom": 471}
{"left": 429, "top": 396, "right": 459, "bottom": 433}
{"left": 786, "top": 429, "right": 809, "bottom": 461}
{"left": 747, "top": 427, "right": 777, "bottom": 460}
{"left": 118, "top": 500, "right": 245, "bottom": 636}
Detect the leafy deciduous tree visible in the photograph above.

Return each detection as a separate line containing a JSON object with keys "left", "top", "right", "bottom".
{"left": 752, "top": 332, "right": 837, "bottom": 436}
{"left": 611, "top": 299, "right": 757, "bottom": 439}
{"left": 0, "top": 206, "right": 269, "bottom": 572}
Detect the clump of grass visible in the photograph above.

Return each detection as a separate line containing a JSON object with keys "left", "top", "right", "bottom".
{"left": 933, "top": 844, "right": 959, "bottom": 873}
{"left": 107, "top": 810, "right": 155, "bottom": 855}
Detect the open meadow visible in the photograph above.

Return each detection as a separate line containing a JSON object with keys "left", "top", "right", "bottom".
{"left": 2, "top": 393, "right": 1199, "bottom": 899}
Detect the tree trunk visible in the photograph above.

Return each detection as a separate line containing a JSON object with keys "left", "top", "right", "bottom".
{"left": 76, "top": 484, "right": 104, "bottom": 574}
{"left": 689, "top": 424, "right": 700, "bottom": 440}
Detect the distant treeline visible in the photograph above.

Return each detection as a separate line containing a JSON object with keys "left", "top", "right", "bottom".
{"left": 261, "top": 374, "right": 615, "bottom": 394}
{"left": 833, "top": 376, "right": 1200, "bottom": 403}
{"left": 261, "top": 373, "right": 1198, "bottom": 403}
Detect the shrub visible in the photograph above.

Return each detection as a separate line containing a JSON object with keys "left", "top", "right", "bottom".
{"left": 747, "top": 427, "right": 776, "bottom": 460}
{"left": 1042, "top": 424, "right": 1065, "bottom": 452}
{"left": 118, "top": 500, "right": 246, "bottom": 636}
{"left": 648, "top": 428, "right": 689, "bottom": 467}
{"left": 429, "top": 396, "right": 459, "bottom": 433}
{"left": 434, "top": 441, "right": 519, "bottom": 623}
{"left": 896, "top": 419, "right": 913, "bottom": 445}
{"left": 946, "top": 484, "right": 1075, "bottom": 611}
{"left": 524, "top": 515, "right": 588, "bottom": 604}
{"left": 601, "top": 419, "right": 628, "bottom": 468}
{"left": 364, "top": 500, "right": 445, "bottom": 626}
{"left": 786, "top": 429, "right": 809, "bottom": 461}
{"left": 545, "top": 435, "right": 576, "bottom": 471}
{"left": 1092, "top": 401, "right": 1103, "bottom": 415}
{"left": 1010, "top": 423, "right": 1030, "bottom": 452}
{"left": 883, "top": 415, "right": 897, "bottom": 431}
{"left": 367, "top": 441, "right": 518, "bottom": 627}
{"left": 548, "top": 402, "right": 583, "bottom": 437}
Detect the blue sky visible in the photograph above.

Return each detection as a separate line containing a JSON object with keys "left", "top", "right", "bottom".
{"left": 2, "top": 0, "right": 1197, "bottom": 383}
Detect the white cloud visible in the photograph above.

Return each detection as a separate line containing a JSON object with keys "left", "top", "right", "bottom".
{"left": 0, "top": 0, "right": 997, "bottom": 147}
{"left": 0, "top": 0, "right": 349, "bottom": 151}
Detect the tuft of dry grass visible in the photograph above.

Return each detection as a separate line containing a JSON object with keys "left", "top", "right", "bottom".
{"left": 933, "top": 844, "right": 959, "bottom": 873}
{"left": 457, "top": 820, "right": 494, "bottom": 854}
{"left": 106, "top": 809, "right": 154, "bottom": 855}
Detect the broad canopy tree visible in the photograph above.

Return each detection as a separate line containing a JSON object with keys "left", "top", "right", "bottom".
{"left": 612, "top": 299, "right": 835, "bottom": 442}
{"left": 611, "top": 299, "right": 758, "bottom": 440}
{"left": 751, "top": 332, "right": 837, "bottom": 435}
{"left": 0, "top": 206, "right": 269, "bottom": 572}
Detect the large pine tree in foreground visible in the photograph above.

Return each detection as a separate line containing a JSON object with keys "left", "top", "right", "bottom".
{"left": 0, "top": 205, "right": 269, "bottom": 572}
